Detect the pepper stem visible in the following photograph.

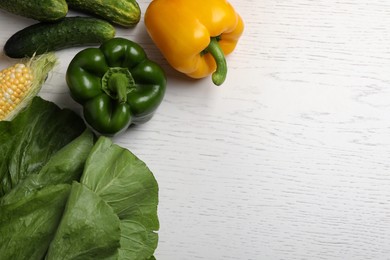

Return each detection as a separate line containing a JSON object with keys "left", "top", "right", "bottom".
{"left": 205, "top": 37, "right": 227, "bottom": 86}
{"left": 102, "top": 67, "right": 135, "bottom": 103}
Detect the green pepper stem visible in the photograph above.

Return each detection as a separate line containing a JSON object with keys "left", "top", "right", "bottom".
{"left": 102, "top": 67, "right": 135, "bottom": 103}
{"left": 108, "top": 73, "right": 129, "bottom": 103}
{"left": 205, "top": 37, "right": 227, "bottom": 86}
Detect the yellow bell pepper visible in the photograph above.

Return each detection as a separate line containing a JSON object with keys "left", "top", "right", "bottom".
{"left": 144, "top": 0, "right": 244, "bottom": 86}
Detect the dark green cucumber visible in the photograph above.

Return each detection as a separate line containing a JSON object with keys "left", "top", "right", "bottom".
{"left": 4, "top": 17, "right": 116, "bottom": 58}
{"left": 66, "top": 0, "right": 141, "bottom": 27}
{"left": 0, "top": 0, "right": 67, "bottom": 21}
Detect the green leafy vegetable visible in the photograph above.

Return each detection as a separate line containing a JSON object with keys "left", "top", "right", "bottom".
{"left": 81, "top": 137, "right": 159, "bottom": 229}
{"left": 0, "top": 96, "right": 86, "bottom": 196}
{"left": 0, "top": 184, "right": 71, "bottom": 260}
{"left": 0, "top": 96, "right": 93, "bottom": 260}
{"left": 118, "top": 219, "right": 159, "bottom": 259}
{"left": 1, "top": 129, "right": 94, "bottom": 206}
{"left": 46, "top": 182, "right": 121, "bottom": 259}
{"left": 47, "top": 137, "right": 159, "bottom": 259}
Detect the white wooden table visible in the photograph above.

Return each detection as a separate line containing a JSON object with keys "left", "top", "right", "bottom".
{"left": 2, "top": 1, "right": 390, "bottom": 259}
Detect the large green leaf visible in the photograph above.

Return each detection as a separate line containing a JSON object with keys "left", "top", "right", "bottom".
{"left": 47, "top": 137, "right": 160, "bottom": 259}
{"left": 1, "top": 129, "right": 94, "bottom": 206}
{"left": 0, "top": 184, "right": 71, "bottom": 260}
{"left": 118, "top": 220, "right": 159, "bottom": 260}
{"left": 46, "top": 182, "right": 121, "bottom": 260}
{"left": 0, "top": 97, "right": 86, "bottom": 196}
{"left": 81, "top": 137, "right": 159, "bottom": 259}
{"left": 81, "top": 137, "right": 159, "bottom": 230}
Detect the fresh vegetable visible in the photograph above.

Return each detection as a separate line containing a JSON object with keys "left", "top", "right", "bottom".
{"left": 1, "top": 129, "right": 94, "bottom": 205}
{"left": 66, "top": 37, "right": 166, "bottom": 135}
{"left": 4, "top": 17, "right": 116, "bottom": 58}
{"left": 0, "top": 96, "right": 160, "bottom": 259}
{"left": 0, "top": 184, "right": 72, "bottom": 260}
{"left": 0, "top": 0, "right": 67, "bottom": 21}
{"left": 0, "top": 129, "right": 94, "bottom": 260}
{"left": 0, "top": 97, "right": 87, "bottom": 196}
{"left": 46, "top": 137, "right": 159, "bottom": 259}
{"left": 66, "top": 0, "right": 141, "bottom": 27}
{"left": 144, "top": 0, "right": 244, "bottom": 85}
{"left": 0, "top": 53, "right": 57, "bottom": 121}
{"left": 0, "top": 97, "right": 92, "bottom": 260}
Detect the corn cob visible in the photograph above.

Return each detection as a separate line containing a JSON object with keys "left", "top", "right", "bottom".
{"left": 0, "top": 53, "right": 57, "bottom": 120}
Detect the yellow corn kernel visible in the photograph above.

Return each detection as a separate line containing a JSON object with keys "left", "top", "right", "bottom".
{"left": 0, "top": 63, "right": 33, "bottom": 120}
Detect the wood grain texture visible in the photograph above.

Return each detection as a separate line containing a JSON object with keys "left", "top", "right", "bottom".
{"left": 2, "top": 0, "right": 390, "bottom": 259}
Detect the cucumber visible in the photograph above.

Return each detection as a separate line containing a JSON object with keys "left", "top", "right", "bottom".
{"left": 4, "top": 17, "right": 116, "bottom": 58}
{"left": 0, "top": 0, "right": 67, "bottom": 21}
{"left": 66, "top": 0, "right": 141, "bottom": 27}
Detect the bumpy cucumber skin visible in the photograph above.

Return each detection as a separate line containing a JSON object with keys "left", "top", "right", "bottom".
{"left": 0, "top": 0, "right": 67, "bottom": 21}
{"left": 4, "top": 17, "right": 116, "bottom": 58}
{"left": 66, "top": 0, "right": 141, "bottom": 27}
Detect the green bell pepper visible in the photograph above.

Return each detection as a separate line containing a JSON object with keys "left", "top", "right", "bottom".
{"left": 66, "top": 37, "right": 166, "bottom": 135}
